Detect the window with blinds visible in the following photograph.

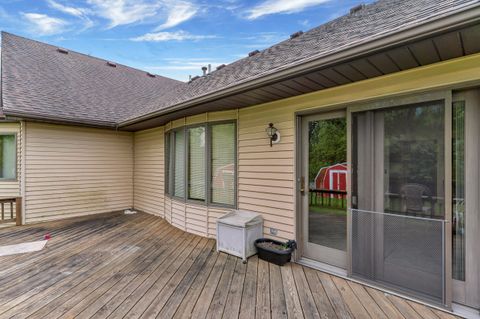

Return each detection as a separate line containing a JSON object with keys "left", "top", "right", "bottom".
{"left": 165, "top": 121, "right": 236, "bottom": 207}
{"left": 173, "top": 129, "right": 185, "bottom": 198}
{"left": 0, "top": 134, "right": 16, "bottom": 179}
{"left": 188, "top": 126, "right": 206, "bottom": 200}
{"left": 211, "top": 123, "right": 235, "bottom": 206}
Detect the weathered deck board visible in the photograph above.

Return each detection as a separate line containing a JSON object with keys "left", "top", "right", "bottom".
{"left": 0, "top": 212, "right": 460, "bottom": 319}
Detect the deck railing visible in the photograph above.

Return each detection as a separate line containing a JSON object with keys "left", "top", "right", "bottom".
{"left": 309, "top": 189, "right": 347, "bottom": 208}
{"left": 0, "top": 197, "right": 22, "bottom": 226}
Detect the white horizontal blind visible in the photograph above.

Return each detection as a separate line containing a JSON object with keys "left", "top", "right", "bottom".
{"left": 165, "top": 133, "right": 171, "bottom": 195}
{"left": 188, "top": 126, "right": 206, "bottom": 200}
{"left": 174, "top": 129, "right": 185, "bottom": 197}
{"left": 211, "top": 123, "right": 235, "bottom": 205}
{"left": 0, "top": 135, "right": 16, "bottom": 179}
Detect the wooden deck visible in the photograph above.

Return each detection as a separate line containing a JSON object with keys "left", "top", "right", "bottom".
{"left": 0, "top": 212, "right": 458, "bottom": 319}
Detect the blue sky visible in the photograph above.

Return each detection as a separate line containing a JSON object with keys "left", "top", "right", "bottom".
{"left": 0, "top": 0, "right": 372, "bottom": 81}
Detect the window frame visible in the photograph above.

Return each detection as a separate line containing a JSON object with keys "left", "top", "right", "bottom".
{"left": 164, "top": 120, "right": 237, "bottom": 209}
{"left": 0, "top": 133, "right": 18, "bottom": 181}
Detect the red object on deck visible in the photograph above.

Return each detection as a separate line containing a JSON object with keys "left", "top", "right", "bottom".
{"left": 44, "top": 233, "right": 51, "bottom": 240}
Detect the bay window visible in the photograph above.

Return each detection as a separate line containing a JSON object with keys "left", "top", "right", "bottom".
{"left": 165, "top": 121, "right": 236, "bottom": 207}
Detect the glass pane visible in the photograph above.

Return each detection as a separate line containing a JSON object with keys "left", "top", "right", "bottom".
{"left": 452, "top": 101, "right": 465, "bottom": 281}
{"left": 308, "top": 117, "right": 347, "bottom": 251}
{"left": 188, "top": 126, "right": 206, "bottom": 201}
{"left": 383, "top": 103, "right": 445, "bottom": 218}
{"left": 165, "top": 133, "right": 170, "bottom": 195}
{"left": 174, "top": 129, "right": 185, "bottom": 198}
{"left": 211, "top": 123, "right": 235, "bottom": 206}
{"left": 0, "top": 135, "right": 16, "bottom": 179}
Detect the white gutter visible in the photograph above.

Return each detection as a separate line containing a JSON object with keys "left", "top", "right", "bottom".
{"left": 119, "top": 2, "right": 480, "bottom": 128}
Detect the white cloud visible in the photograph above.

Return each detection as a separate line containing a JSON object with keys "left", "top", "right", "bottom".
{"left": 155, "top": 1, "right": 198, "bottom": 30}
{"left": 246, "top": 0, "right": 331, "bottom": 20}
{"left": 141, "top": 58, "right": 231, "bottom": 81}
{"left": 241, "top": 31, "right": 287, "bottom": 49}
{"left": 47, "top": 0, "right": 94, "bottom": 30}
{"left": 86, "top": 0, "right": 158, "bottom": 28}
{"left": 148, "top": 58, "right": 228, "bottom": 71}
{"left": 131, "top": 30, "right": 215, "bottom": 42}
{"left": 47, "top": 0, "right": 88, "bottom": 17}
{"left": 22, "top": 13, "right": 68, "bottom": 35}
{"left": 299, "top": 19, "right": 310, "bottom": 27}
{"left": 86, "top": 0, "right": 198, "bottom": 29}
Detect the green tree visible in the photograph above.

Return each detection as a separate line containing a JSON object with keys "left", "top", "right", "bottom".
{"left": 308, "top": 118, "right": 346, "bottom": 183}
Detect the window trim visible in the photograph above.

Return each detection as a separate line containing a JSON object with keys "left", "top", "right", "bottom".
{"left": 165, "top": 120, "right": 237, "bottom": 209}
{"left": 0, "top": 132, "right": 18, "bottom": 182}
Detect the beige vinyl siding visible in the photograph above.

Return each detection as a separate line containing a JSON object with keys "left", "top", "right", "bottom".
{"left": 163, "top": 196, "right": 230, "bottom": 238}
{"left": 133, "top": 127, "right": 165, "bottom": 217}
{"left": 24, "top": 122, "right": 133, "bottom": 223}
{"left": 237, "top": 113, "right": 295, "bottom": 241}
{"left": 0, "top": 122, "right": 22, "bottom": 198}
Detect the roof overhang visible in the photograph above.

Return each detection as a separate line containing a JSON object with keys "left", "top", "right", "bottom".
{"left": 119, "top": 3, "right": 480, "bottom": 131}
{"left": 3, "top": 111, "right": 117, "bottom": 129}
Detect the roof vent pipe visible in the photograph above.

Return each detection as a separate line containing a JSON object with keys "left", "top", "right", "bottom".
{"left": 290, "top": 31, "right": 303, "bottom": 39}
{"left": 350, "top": 4, "right": 365, "bottom": 14}
{"left": 208, "top": 64, "right": 211, "bottom": 74}
{"left": 248, "top": 50, "right": 260, "bottom": 57}
{"left": 202, "top": 66, "right": 208, "bottom": 76}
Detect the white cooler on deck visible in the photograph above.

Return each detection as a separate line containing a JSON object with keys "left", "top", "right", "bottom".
{"left": 216, "top": 210, "right": 263, "bottom": 261}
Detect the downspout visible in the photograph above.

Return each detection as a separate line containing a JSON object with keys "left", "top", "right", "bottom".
{"left": 20, "top": 120, "right": 26, "bottom": 225}
{"left": 131, "top": 128, "right": 135, "bottom": 212}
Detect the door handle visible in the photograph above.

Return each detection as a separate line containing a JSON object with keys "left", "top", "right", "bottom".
{"left": 300, "top": 176, "right": 306, "bottom": 194}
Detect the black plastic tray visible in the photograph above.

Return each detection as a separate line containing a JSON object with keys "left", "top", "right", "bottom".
{"left": 254, "top": 238, "right": 293, "bottom": 266}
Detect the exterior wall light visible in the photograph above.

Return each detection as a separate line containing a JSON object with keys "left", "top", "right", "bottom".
{"left": 266, "top": 123, "right": 280, "bottom": 146}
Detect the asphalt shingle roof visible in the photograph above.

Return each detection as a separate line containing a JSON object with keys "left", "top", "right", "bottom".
{"left": 1, "top": 33, "right": 182, "bottom": 126}
{"left": 1, "top": 0, "right": 479, "bottom": 127}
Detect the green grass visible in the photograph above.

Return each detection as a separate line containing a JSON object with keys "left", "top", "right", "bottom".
{"left": 309, "top": 205, "right": 347, "bottom": 216}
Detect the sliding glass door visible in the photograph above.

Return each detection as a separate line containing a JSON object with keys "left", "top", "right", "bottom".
{"left": 351, "top": 98, "right": 448, "bottom": 305}
{"left": 298, "top": 90, "right": 480, "bottom": 308}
